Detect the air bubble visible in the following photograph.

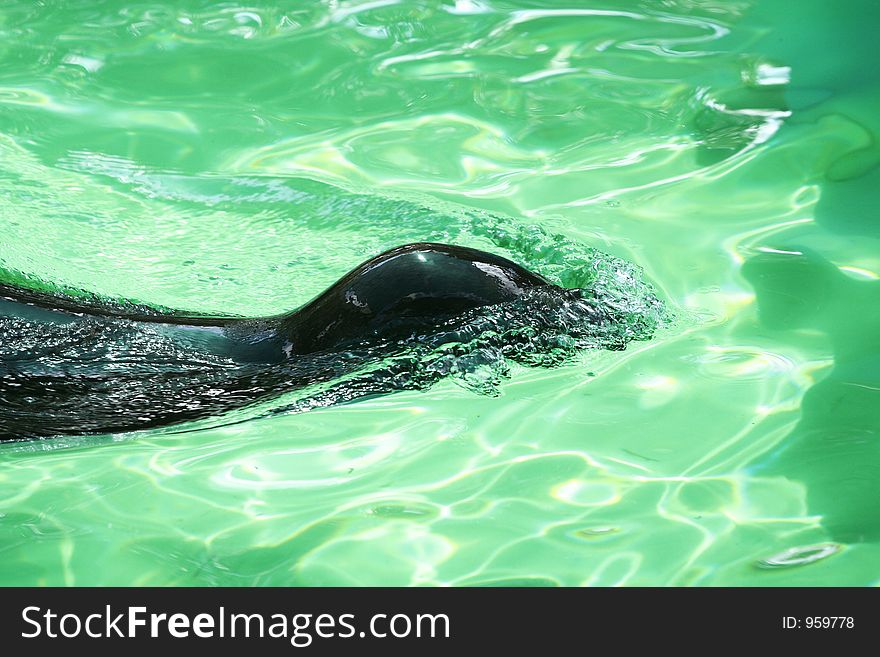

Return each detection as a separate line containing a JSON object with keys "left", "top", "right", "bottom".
{"left": 756, "top": 543, "right": 841, "bottom": 569}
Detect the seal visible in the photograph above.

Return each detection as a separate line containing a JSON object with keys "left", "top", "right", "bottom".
{"left": 274, "top": 242, "right": 551, "bottom": 356}
{"left": 1, "top": 242, "right": 581, "bottom": 440}
{"left": 2, "top": 243, "right": 550, "bottom": 359}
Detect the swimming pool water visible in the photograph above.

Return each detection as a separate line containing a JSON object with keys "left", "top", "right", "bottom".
{"left": 0, "top": 0, "right": 878, "bottom": 586}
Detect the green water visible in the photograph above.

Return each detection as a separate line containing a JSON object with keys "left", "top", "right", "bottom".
{"left": 1, "top": 0, "right": 878, "bottom": 586}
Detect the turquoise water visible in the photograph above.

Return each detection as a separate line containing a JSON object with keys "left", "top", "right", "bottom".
{"left": 0, "top": 0, "right": 879, "bottom": 586}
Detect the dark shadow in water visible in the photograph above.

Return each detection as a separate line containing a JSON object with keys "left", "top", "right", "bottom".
{"left": 743, "top": 250, "right": 880, "bottom": 542}
{"left": 692, "top": 86, "right": 789, "bottom": 168}
{"left": 693, "top": 1, "right": 880, "bottom": 235}
{"left": 779, "top": 0, "right": 880, "bottom": 240}
{"left": 727, "top": 0, "right": 880, "bottom": 543}
{"left": 815, "top": 155, "right": 880, "bottom": 239}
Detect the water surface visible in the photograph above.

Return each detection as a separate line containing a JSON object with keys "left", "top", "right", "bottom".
{"left": 1, "top": 0, "right": 879, "bottom": 586}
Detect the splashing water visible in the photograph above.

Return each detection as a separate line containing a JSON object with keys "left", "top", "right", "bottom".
{"left": 1, "top": 179, "right": 669, "bottom": 439}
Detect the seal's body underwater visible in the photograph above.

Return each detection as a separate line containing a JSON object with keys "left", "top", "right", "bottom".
{"left": 1, "top": 243, "right": 589, "bottom": 441}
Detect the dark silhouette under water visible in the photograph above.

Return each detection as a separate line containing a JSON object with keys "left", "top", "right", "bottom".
{"left": 729, "top": 0, "right": 880, "bottom": 544}
{"left": 744, "top": 250, "right": 880, "bottom": 543}
{"left": 0, "top": 242, "right": 660, "bottom": 441}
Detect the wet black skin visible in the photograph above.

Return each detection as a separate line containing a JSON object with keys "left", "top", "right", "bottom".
{"left": 0, "top": 243, "right": 553, "bottom": 439}
{"left": 275, "top": 242, "right": 551, "bottom": 355}
{"left": 2, "top": 242, "right": 550, "bottom": 359}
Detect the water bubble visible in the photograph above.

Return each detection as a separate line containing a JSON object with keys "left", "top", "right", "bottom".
{"left": 574, "top": 526, "right": 621, "bottom": 539}
{"left": 756, "top": 543, "right": 841, "bottom": 569}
